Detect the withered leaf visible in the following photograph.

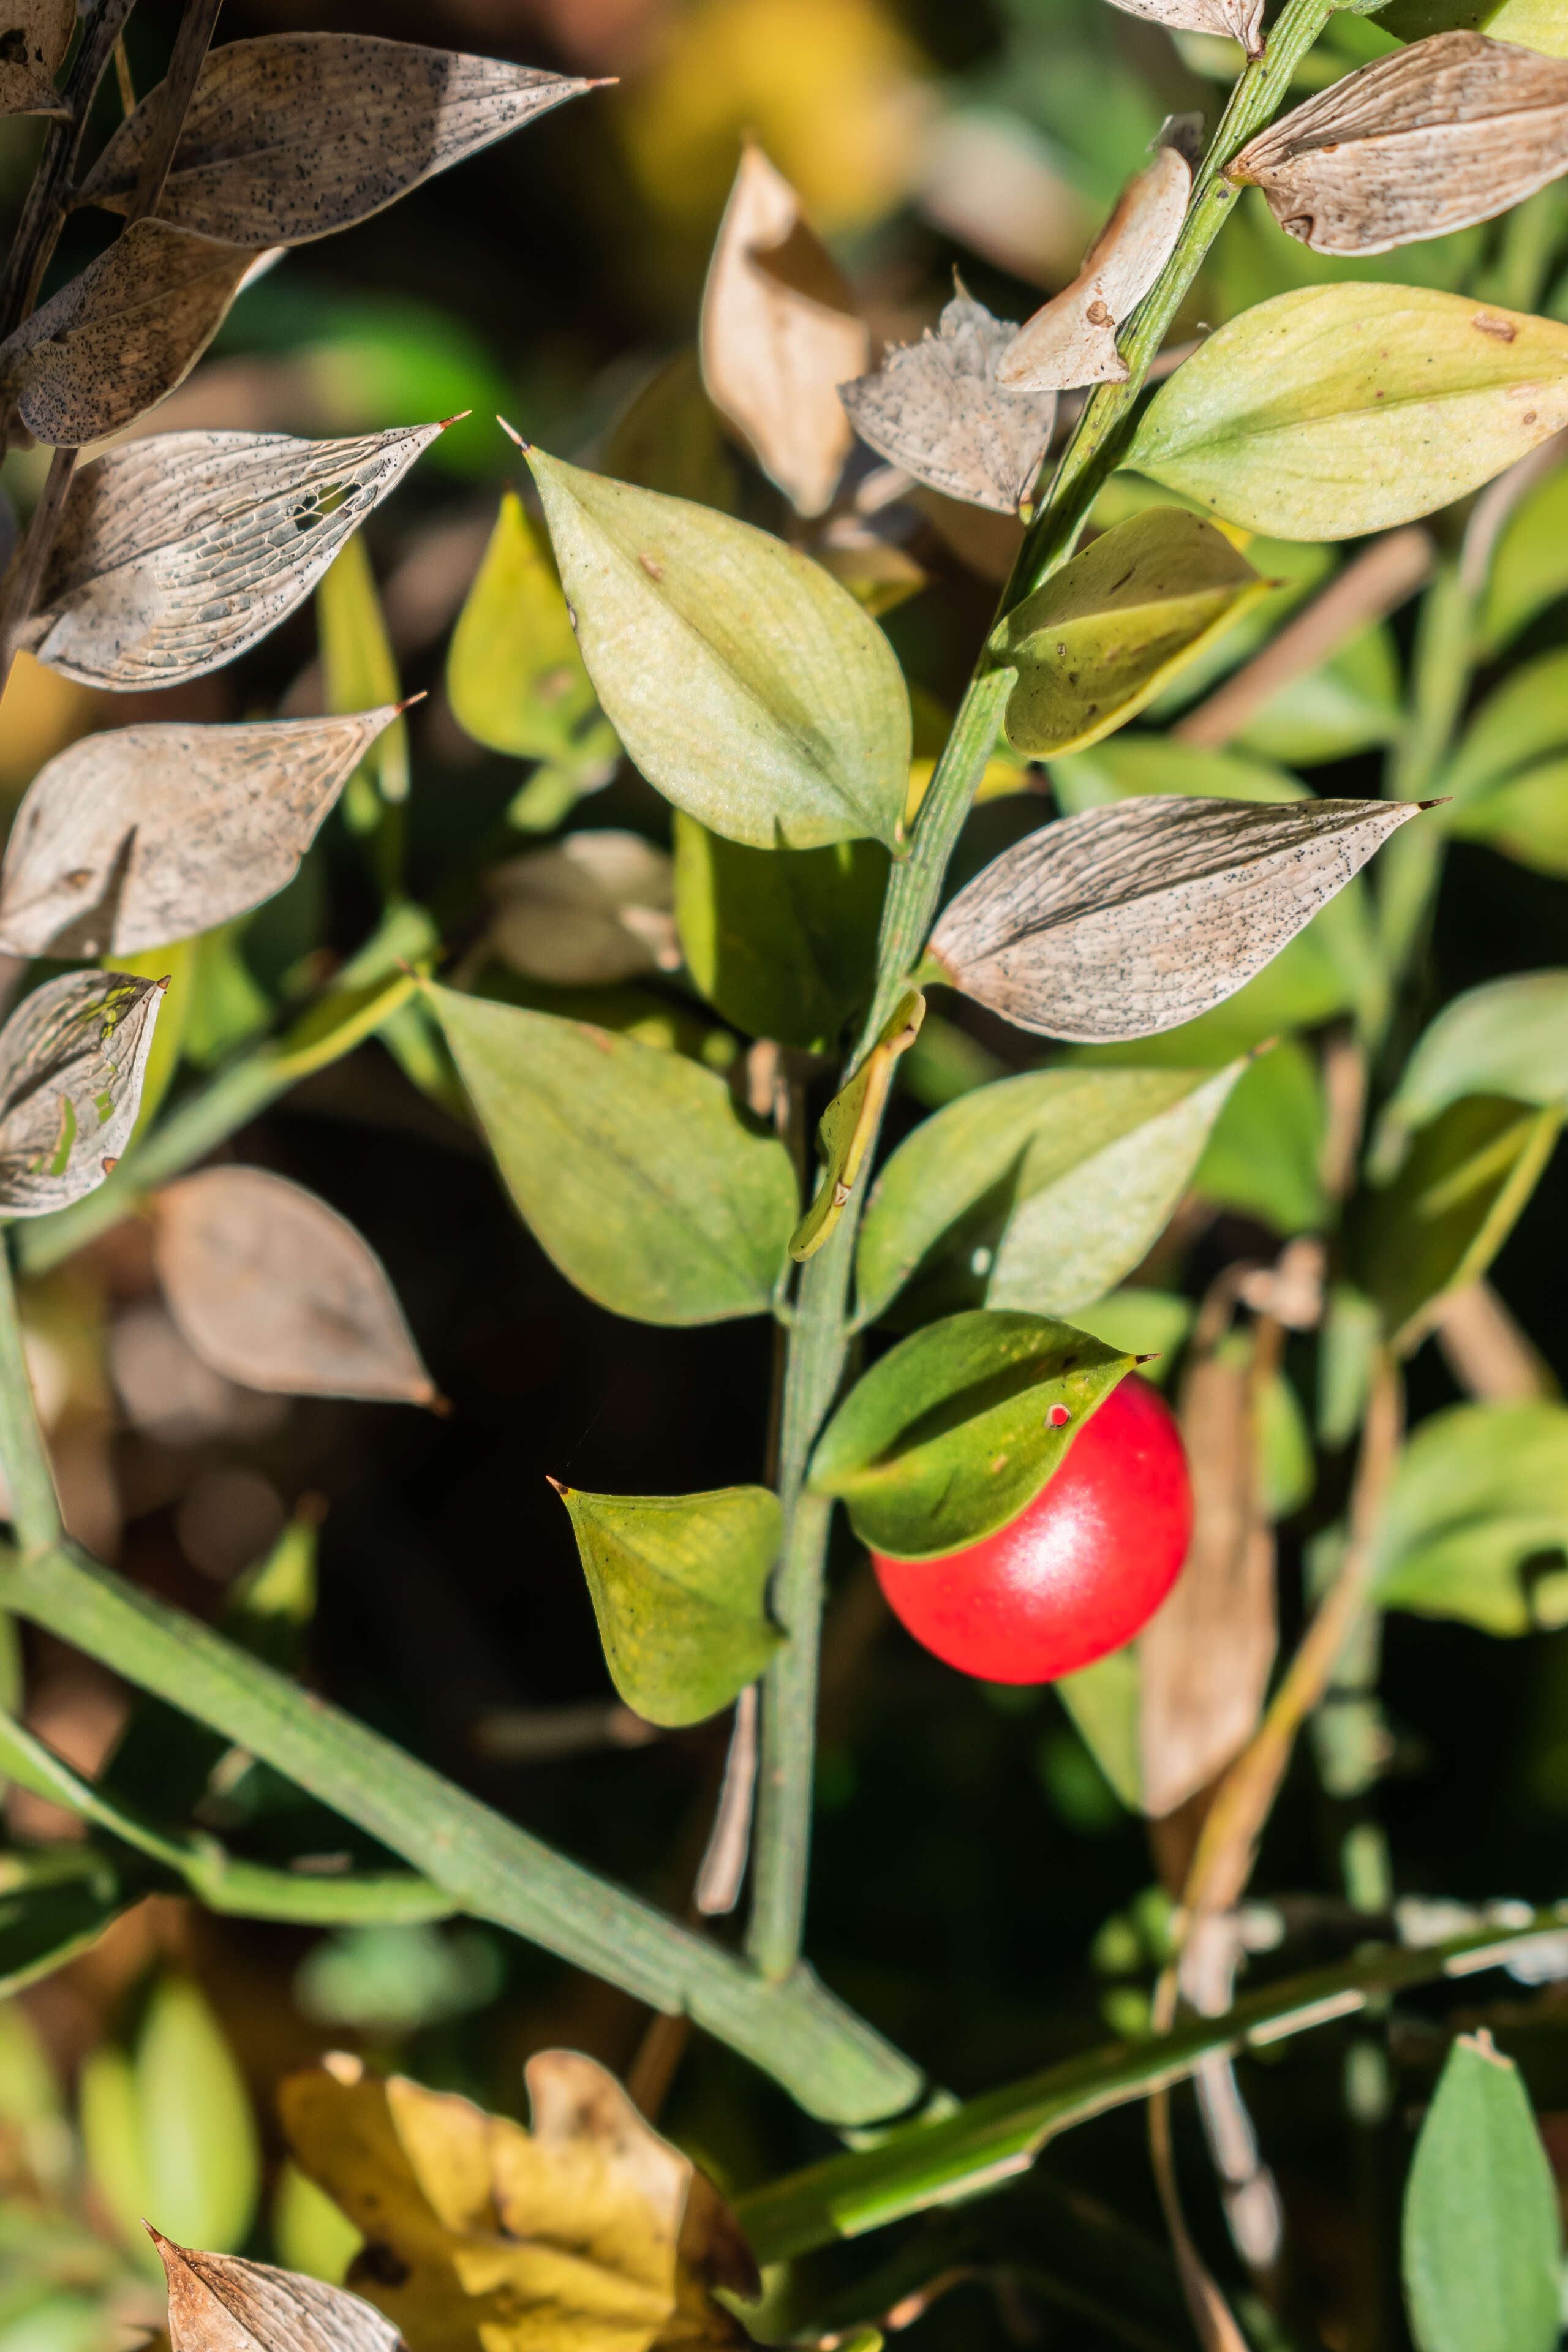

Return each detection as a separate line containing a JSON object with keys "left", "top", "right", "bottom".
{"left": 0, "top": 222, "right": 253, "bottom": 447}
{"left": 153, "top": 1167, "right": 437, "bottom": 1404}
{"left": 154, "top": 2231, "right": 403, "bottom": 2352}
{"left": 486, "top": 832, "right": 678, "bottom": 986}
{"left": 1102, "top": 0, "right": 1262, "bottom": 56}
{"left": 0, "top": 707, "right": 402, "bottom": 958}
{"left": 77, "top": 36, "right": 590, "bottom": 249}
{"left": 1229, "top": 31, "right": 1568, "bottom": 256}
{"left": 926, "top": 794, "right": 1422, "bottom": 1042}
{"left": 279, "top": 2051, "right": 758, "bottom": 2352}
{"left": 17, "top": 423, "right": 445, "bottom": 689}
{"left": 0, "top": 970, "right": 165, "bottom": 1217}
{"left": 700, "top": 144, "right": 869, "bottom": 518}
{"left": 839, "top": 290, "right": 1057, "bottom": 514}
{"left": 0, "top": 0, "right": 73, "bottom": 117}
{"left": 997, "top": 147, "right": 1191, "bottom": 392}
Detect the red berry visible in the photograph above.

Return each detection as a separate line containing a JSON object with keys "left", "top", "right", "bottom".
{"left": 871, "top": 1375, "right": 1193, "bottom": 1684}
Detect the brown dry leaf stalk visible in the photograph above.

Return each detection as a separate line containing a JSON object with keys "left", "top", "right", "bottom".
{"left": 155, "top": 2231, "right": 404, "bottom": 2352}
{"left": 1229, "top": 32, "right": 1568, "bottom": 256}
{"left": 78, "top": 35, "right": 591, "bottom": 248}
{"left": 997, "top": 147, "right": 1190, "bottom": 392}
{"left": 16, "top": 423, "right": 446, "bottom": 688}
{"left": 0, "top": 0, "right": 74, "bottom": 118}
{"left": 153, "top": 1167, "right": 437, "bottom": 1406}
{"left": 1103, "top": 0, "right": 1262, "bottom": 57}
{"left": 0, "top": 970, "right": 165, "bottom": 1217}
{"left": 279, "top": 2051, "right": 759, "bottom": 2352}
{"left": 0, "top": 707, "right": 402, "bottom": 957}
{"left": 839, "top": 290, "right": 1057, "bottom": 514}
{"left": 926, "top": 795, "right": 1423, "bottom": 1044}
{"left": 700, "top": 144, "right": 869, "bottom": 518}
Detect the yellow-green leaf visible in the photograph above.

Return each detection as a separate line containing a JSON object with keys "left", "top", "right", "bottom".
{"left": 318, "top": 535, "right": 407, "bottom": 805}
{"left": 446, "top": 491, "right": 616, "bottom": 783}
{"left": 1380, "top": 0, "right": 1568, "bottom": 57}
{"left": 791, "top": 990, "right": 924, "bottom": 1261}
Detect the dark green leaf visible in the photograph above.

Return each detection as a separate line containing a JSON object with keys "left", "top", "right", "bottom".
{"left": 673, "top": 814, "right": 887, "bottom": 1052}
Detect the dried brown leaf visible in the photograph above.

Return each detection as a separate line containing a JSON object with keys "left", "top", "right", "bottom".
{"left": 77, "top": 35, "right": 590, "bottom": 249}
{"left": 997, "top": 147, "right": 1191, "bottom": 392}
{"left": 0, "top": 970, "right": 165, "bottom": 1216}
{"left": 839, "top": 290, "right": 1056, "bottom": 514}
{"left": 926, "top": 794, "right": 1422, "bottom": 1042}
{"left": 0, "top": 706, "right": 402, "bottom": 957}
{"left": 1102, "top": 0, "right": 1262, "bottom": 58}
{"left": 1229, "top": 31, "right": 1568, "bottom": 257}
{"left": 0, "top": 0, "right": 73, "bottom": 117}
{"left": 486, "top": 832, "right": 678, "bottom": 984}
{"left": 0, "top": 222, "right": 253, "bottom": 447}
{"left": 700, "top": 145, "right": 869, "bottom": 518}
{"left": 153, "top": 1167, "right": 436, "bottom": 1404}
{"left": 154, "top": 2231, "right": 403, "bottom": 2352}
{"left": 16, "top": 423, "right": 445, "bottom": 689}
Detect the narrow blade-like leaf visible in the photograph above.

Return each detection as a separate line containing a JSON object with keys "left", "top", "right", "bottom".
{"left": 0, "top": 971, "right": 165, "bottom": 1216}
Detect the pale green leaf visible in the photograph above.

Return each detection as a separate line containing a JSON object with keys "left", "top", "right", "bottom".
{"left": 423, "top": 982, "right": 796, "bottom": 1324}
{"left": 522, "top": 447, "right": 911, "bottom": 850}
{"left": 446, "top": 491, "right": 616, "bottom": 781}
{"left": 1377, "top": 971, "right": 1568, "bottom": 1145}
{"left": 1442, "top": 649, "right": 1568, "bottom": 801}
{"left": 791, "top": 991, "right": 924, "bottom": 1262}
{"left": 1380, "top": 0, "right": 1568, "bottom": 56}
{"left": 810, "top": 1309, "right": 1131, "bottom": 1559}
{"left": 1128, "top": 284, "right": 1568, "bottom": 538}
{"left": 554, "top": 1483, "right": 783, "bottom": 1727}
{"left": 1403, "top": 2032, "right": 1562, "bottom": 2352}
{"left": 1449, "top": 756, "right": 1568, "bottom": 873}
{"left": 1192, "top": 1040, "right": 1327, "bottom": 1234}
{"left": 1234, "top": 622, "right": 1403, "bottom": 765}
{"left": 136, "top": 1977, "right": 260, "bottom": 2254}
{"left": 1057, "top": 1648, "right": 1142, "bottom": 1811}
{"left": 1373, "top": 1400, "right": 1568, "bottom": 1632}
{"left": 317, "top": 537, "right": 407, "bottom": 805}
{"left": 1480, "top": 458, "right": 1568, "bottom": 646}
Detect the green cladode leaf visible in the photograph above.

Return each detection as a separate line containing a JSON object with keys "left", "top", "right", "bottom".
{"left": 1480, "top": 460, "right": 1568, "bottom": 647}
{"left": 1232, "top": 622, "right": 1403, "bottom": 766}
{"left": 855, "top": 1065, "right": 1243, "bottom": 1329}
{"left": 1375, "top": 972, "right": 1568, "bottom": 1154}
{"left": 809, "top": 1309, "right": 1132, "bottom": 1559}
{"left": 0, "top": 1866, "right": 135, "bottom": 2000}
{"left": 1403, "top": 2032, "right": 1562, "bottom": 2352}
{"left": 1442, "top": 651, "right": 1568, "bottom": 804}
{"left": 1373, "top": 1401, "right": 1568, "bottom": 1633}
{"left": 554, "top": 1484, "right": 783, "bottom": 1727}
{"left": 1450, "top": 759, "right": 1568, "bottom": 874}
{"left": 1192, "top": 1039, "right": 1327, "bottom": 1235}
{"left": 317, "top": 534, "right": 407, "bottom": 809}
{"left": 1379, "top": 0, "right": 1568, "bottom": 55}
{"left": 1128, "top": 285, "right": 1568, "bottom": 538}
{"left": 673, "top": 813, "right": 888, "bottom": 1051}
{"left": 423, "top": 982, "right": 796, "bottom": 1325}
{"left": 988, "top": 509, "right": 1268, "bottom": 758}
{"left": 522, "top": 448, "right": 911, "bottom": 850}
{"left": 1057, "top": 1648, "right": 1142, "bottom": 1812}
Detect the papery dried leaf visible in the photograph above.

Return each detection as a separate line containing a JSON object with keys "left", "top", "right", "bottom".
{"left": 700, "top": 144, "right": 869, "bottom": 518}
{"left": 0, "top": 0, "right": 73, "bottom": 116}
{"left": 17, "top": 424, "right": 445, "bottom": 689}
{"left": 926, "top": 794, "right": 1423, "bottom": 1042}
{"left": 153, "top": 1167, "right": 436, "bottom": 1404}
{"left": 1229, "top": 31, "right": 1568, "bottom": 255}
{"left": 0, "top": 970, "right": 165, "bottom": 1216}
{"left": 839, "top": 291, "right": 1056, "bottom": 513}
{"left": 154, "top": 2231, "right": 403, "bottom": 2352}
{"left": 77, "top": 36, "right": 590, "bottom": 249}
{"left": 0, "top": 707, "right": 401, "bottom": 957}
{"left": 0, "top": 222, "right": 253, "bottom": 447}
{"left": 486, "top": 832, "right": 677, "bottom": 984}
{"left": 279, "top": 2052, "right": 757, "bottom": 2352}
{"left": 997, "top": 148, "right": 1191, "bottom": 393}
{"left": 1102, "top": 0, "right": 1262, "bottom": 56}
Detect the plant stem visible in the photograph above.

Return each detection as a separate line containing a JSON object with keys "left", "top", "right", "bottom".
{"left": 127, "top": 0, "right": 222, "bottom": 224}
{"left": 0, "top": 1239, "right": 59, "bottom": 1556}
{"left": 0, "top": 0, "right": 136, "bottom": 346}
{"left": 745, "top": 0, "right": 1339, "bottom": 1985}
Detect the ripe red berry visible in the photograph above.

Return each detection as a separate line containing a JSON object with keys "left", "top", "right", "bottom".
{"left": 871, "top": 1374, "right": 1193, "bottom": 1684}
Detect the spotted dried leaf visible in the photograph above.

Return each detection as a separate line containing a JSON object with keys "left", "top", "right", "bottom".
{"left": 1102, "top": 0, "right": 1262, "bottom": 55}
{"left": 927, "top": 794, "right": 1423, "bottom": 1042}
{"left": 0, "top": 0, "right": 74, "bottom": 117}
{"left": 0, "top": 970, "right": 165, "bottom": 1217}
{"left": 77, "top": 36, "right": 590, "bottom": 249}
{"left": 154, "top": 2231, "right": 403, "bottom": 2352}
{"left": 996, "top": 146, "right": 1191, "bottom": 391}
{"left": 839, "top": 292, "right": 1055, "bottom": 515}
{"left": 0, "top": 707, "right": 402, "bottom": 958}
{"left": 0, "top": 222, "right": 254, "bottom": 447}
{"left": 16, "top": 424, "right": 445, "bottom": 690}
{"left": 153, "top": 1167, "right": 436, "bottom": 1404}
{"left": 1229, "top": 31, "right": 1568, "bottom": 256}
{"left": 700, "top": 144, "right": 869, "bottom": 518}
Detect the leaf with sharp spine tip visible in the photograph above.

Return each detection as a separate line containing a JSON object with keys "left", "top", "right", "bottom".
{"left": 522, "top": 447, "right": 911, "bottom": 851}
{"left": 989, "top": 508, "right": 1270, "bottom": 758}
{"left": 839, "top": 292, "right": 1056, "bottom": 514}
{"left": 17, "top": 423, "right": 445, "bottom": 691}
{"left": 700, "top": 144, "right": 869, "bottom": 518}
{"left": 0, "top": 970, "right": 165, "bottom": 1217}
{"left": 0, "top": 222, "right": 253, "bottom": 447}
{"left": 1128, "top": 284, "right": 1568, "bottom": 539}
{"left": 0, "top": 708, "right": 401, "bottom": 958}
{"left": 1228, "top": 32, "right": 1568, "bottom": 257}
{"left": 791, "top": 989, "right": 924, "bottom": 1262}
{"left": 1101, "top": 0, "right": 1263, "bottom": 53}
{"left": 555, "top": 1484, "right": 783, "bottom": 1727}
{"left": 77, "top": 35, "right": 590, "bottom": 248}
{"left": 0, "top": 0, "right": 75, "bottom": 117}
{"left": 153, "top": 2230, "right": 405, "bottom": 2352}
{"left": 926, "top": 794, "right": 1423, "bottom": 1044}
{"left": 996, "top": 148, "right": 1191, "bottom": 393}
{"left": 446, "top": 491, "right": 616, "bottom": 780}
{"left": 153, "top": 1167, "right": 435, "bottom": 1404}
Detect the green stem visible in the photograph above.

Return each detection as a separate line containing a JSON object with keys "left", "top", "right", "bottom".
{"left": 0, "top": 1240, "right": 60, "bottom": 1555}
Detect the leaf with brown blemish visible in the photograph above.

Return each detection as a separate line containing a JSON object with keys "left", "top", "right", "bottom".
{"left": 0, "top": 0, "right": 74, "bottom": 118}
{"left": 839, "top": 290, "right": 1056, "bottom": 513}
{"left": 996, "top": 147, "right": 1191, "bottom": 392}
{"left": 0, "top": 969, "right": 165, "bottom": 1216}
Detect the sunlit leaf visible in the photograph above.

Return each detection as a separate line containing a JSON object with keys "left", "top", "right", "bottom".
{"left": 1102, "top": 0, "right": 1262, "bottom": 51}
{"left": 1373, "top": 1401, "right": 1568, "bottom": 1632}
{"left": 839, "top": 290, "right": 1055, "bottom": 513}
{"left": 1375, "top": 970, "right": 1568, "bottom": 1147}
{"left": 998, "top": 148, "right": 1193, "bottom": 390}
{"left": 0, "top": 970, "right": 165, "bottom": 1217}
{"left": 317, "top": 538, "right": 407, "bottom": 807}
{"left": 1403, "top": 2032, "right": 1561, "bottom": 2352}
{"left": 446, "top": 492, "right": 616, "bottom": 782}
{"left": 156, "top": 2233, "right": 402, "bottom": 2352}
{"left": 1380, "top": 0, "right": 1568, "bottom": 61}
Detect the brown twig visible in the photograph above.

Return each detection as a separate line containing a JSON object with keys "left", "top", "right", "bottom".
{"left": 695, "top": 1682, "right": 760, "bottom": 1916}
